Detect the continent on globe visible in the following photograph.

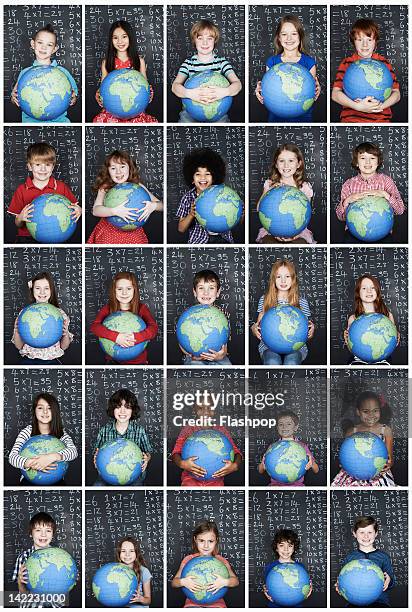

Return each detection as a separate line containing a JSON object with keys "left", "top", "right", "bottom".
{"left": 181, "top": 429, "right": 235, "bottom": 480}
{"left": 183, "top": 70, "right": 233, "bottom": 122}
{"left": 17, "top": 66, "right": 72, "bottom": 121}
{"left": 92, "top": 563, "right": 138, "bottom": 607}
{"left": 181, "top": 556, "right": 229, "bottom": 604}
{"left": 346, "top": 196, "right": 394, "bottom": 242}
{"left": 20, "top": 434, "right": 69, "bottom": 485}
{"left": 100, "top": 69, "right": 150, "bottom": 119}
{"left": 258, "top": 185, "right": 311, "bottom": 238}
{"left": 104, "top": 182, "right": 151, "bottom": 231}
{"left": 96, "top": 438, "right": 143, "bottom": 485}
{"left": 261, "top": 63, "right": 315, "bottom": 119}
{"left": 26, "top": 547, "right": 77, "bottom": 594}
{"left": 98, "top": 311, "right": 148, "bottom": 362}
{"left": 26, "top": 194, "right": 77, "bottom": 243}
{"left": 266, "top": 562, "right": 311, "bottom": 606}
{"left": 347, "top": 314, "right": 397, "bottom": 363}
{"left": 195, "top": 185, "right": 243, "bottom": 232}
{"left": 177, "top": 305, "right": 229, "bottom": 357}
{"left": 339, "top": 432, "right": 388, "bottom": 481}
{"left": 17, "top": 303, "right": 64, "bottom": 349}
{"left": 338, "top": 559, "right": 384, "bottom": 606}
{"left": 264, "top": 440, "right": 308, "bottom": 483}
{"left": 260, "top": 305, "right": 308, "bottom": 355}
{"left": 343, "top": 59, "right": 393, "bottom": 103}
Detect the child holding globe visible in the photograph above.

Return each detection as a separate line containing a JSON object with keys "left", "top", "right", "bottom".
{"left": 116, "top": 537, "right": 152, "bottom": 606}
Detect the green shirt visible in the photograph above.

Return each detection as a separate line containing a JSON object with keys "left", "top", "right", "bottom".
{"left": 95, "top": 420, "right": 153, "bottom": 453}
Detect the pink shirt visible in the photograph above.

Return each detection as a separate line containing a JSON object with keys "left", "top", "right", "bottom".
{"left": 336, "top": 173, "right": 405, "bottom": 221}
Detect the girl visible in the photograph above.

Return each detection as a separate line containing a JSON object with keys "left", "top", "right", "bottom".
{"left": 116, "top": 537, "right": 152, "bottom": 608}
{"left": 256, "top": 144, "right": 316, "bottom": 244}
{"left": 172, "top": 520, "right": 239, "bottom": 608}
{"left": 12, "top": 271, "right": 73, "bottom": 364}
{"left": 251, "top": 259, "right": 315, "bottom": 365}
{"left": 93, "top": 20, "right": 157, "bottom": 123}
{"left": 9, "top": 392, "right": 77, "bottom": 485}
{"left": 90, "top": 271, "right": 158, "bottom": 365}
{"left": 255, "top": 15, "right": 320, "bottom": 122}
{"left": 87, "top": 150, "right": 163, "bottom": 244}
{"left": 332, "top": 391, "right": 395, "bottom": 487}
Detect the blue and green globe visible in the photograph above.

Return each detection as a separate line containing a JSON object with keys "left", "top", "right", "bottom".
{"left": 348, "top": 313, "right": 397, "bottom": 363}
{"left": 98, "top": 311, "right": 148, "bottom": 362}
{"left": 195, "top": 185, "right": 243, "bottom": 233}
{"left": 96, "top": 438, "right": 143, "bottom": 485}
{"left": 338, "top": 559, "right": 384, "bottom": 606}
{"left": 266, "top": 563, "right": 311, "bottom": 606}
{"left": 346, "top": 196, "right": 394, "bottom": 242}
{"left": 104, "top": 182, "right": 150, "bottom": 231}
{"left": 17, "top": 65, "right": 72, "bottom": 121}
{"left": 26, "top": 194, "right": 77, "bottom": 244}
{"left": 261, "top": 63, "right": 315, "bottom": 118}
{"left": 26, "top": 547, "right": 77, "bottom": 594}
{"left": 20, "top": 434, "right": 69, "bottom": 485}
{"left": 339, "top": 432, "right": 388, "bottom": 481}
{"left": 176, "top": 305, "right": 229, "bottom": 357}
{"left": 17, "top": 303, "right": 64, "bottom": 349}
{"left": 92, "top": 563, "right": 137, "bottom": 607}
{"left": 260, "top": 305, "right": 308, "bottom": 355}
{"left": 258, "top": 186, "right": 311, "bottom": 238}
{"left": 181, "top": 556, "right": 229, "bottom": 604}
{"left": 181, "top": 429, "right": 235, "bottom": 480}
{"left": 343, "top": 59, "right": 393, "bottom": 103}
{"left": 100, "top": 68, "right": 150, "bottom": 119}
{"left": 183, "top": 70, "right": 232, "bottom": 122}
{"left": 264, "top": 440, "right": 308, "bottom": 483}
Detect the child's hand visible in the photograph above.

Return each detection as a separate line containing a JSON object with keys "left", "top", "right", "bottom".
{"left": 181, "top": 456, "right": 207, "bottom": 479}
{"left": 62, "top": 318, "right": 70, "bottom": 337}
{"left": 18, "top": 203, "right": 34, "bottom": 223}
{"left": 116, "top": 332, "right": 135, "bottom": 347}
{"left": 206, "top": 573, "right": 229, "bottom": 594}
{"left": 314, "top": 77, "right": 321, "bottom": 100}
{"left": 355, "top": 96, "right": 383, "bottom": 113}
{"left": 190, "top": 201, "right": 196, "bottom": 218}
{"left": 96, "top": 90, "right": 103, "bottom": 107}
{"left": 396, "top": 331, "right": 401, "bottom": 346}
{"left": 141, "top": 452, "right": 150, "bottom": 472}
{"left": 383, "top": 572, "right": 391, "bottom": 591}
{"left": 343, "top": 328, "right": 349, "bottom": 346}
{"left": 11, "top": 83, "right": 20, "bottom": 107}
{"left": 130, "top": 591, "right": 145, "bottom": 603}
{"left": 25, "top": 454, "right": 58, "bottom": 472}
{"left": 148, "top": 84, "right": 154, "bottom": 104}
{"left": 187, "top": 87, "right": 214, "bottom": 105}
{"left": 305, "top": 456, "right": 313, "bottom": 471}
{"left": 93, "top": 449, "right": 98, "bottom": 468}
{"left": 112, "top": 201, "right": 141, "bottom": 222}
{"left": 334, "top": 581, "right": 341, "bottom": 595}
{"left": 138, "top": 200, "right": 157, "bottom": 223}
{"left": 199, "top": 344, "right": 227, "bottom": 362}
{"left": 263, "top": 584, "right": 274, "bottom": 602}
{"left": 255, "top": 81, "right": 264, "bottom": 104}
{"left": 181, "top": 575, "right": 203, "bottom": 592}
{"left": 251, "top": 322, "right": 262, "bottom": 340}
{"left": 70, "top": 91, "right": 77, "bottom": 106}
{"left": 204, "top": 86, "right": 227, "bottom": 102}
{"left": 212, "top": 459, "right": 238, "bottom": 478}
{"left": 381, "top": 457, "right": 393, "bottom": 473}
{"left": 18, "top": 564, "right": 28, "bottom": 585}
{"left": 307, "top": 320, "right": 315, "bottom": 340}
{"left": 69, "top": 203, "right": 82, "bottom": 221}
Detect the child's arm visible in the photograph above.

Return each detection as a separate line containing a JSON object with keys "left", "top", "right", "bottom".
{"left": 90, "top": 306, "right": 123, "bottom": 344}
{"left": 137, "top": 186, "right": 164, "bottom": 223}
{"left": 251, "top": 311, "right": 264, "bottom": 340}
{"left": 332, "top": 86, "right": 384, "bottom": 114}
{"left": 172, "top": 558, "right": 203, "bottom": 591}
{"left": 130, "top": 577, "right": 151, "bottom": 605}
{"left": 172, "top": 72, "right": 214, "bottom": 104}
{"left": 206, "top": 70, "right": 242, "bottom": 102}
{"left": 198, "top": 343, "right": 228, "bottom": 362}
{"left": 12, "top": 316, "right": 24, "bottom": 350}
{"left": 60, "top": 313, "right": 73, "bottom": 350}
{"left": 207, "top": 559, "right": 239, "bottom": 594}
{"left": 172, "top": 452, "right": 207, "bottom": 479}
{"left": 92, "top": 188, "right": 140, "bottom": 222}
{"left": 178, "top": 202, "right": 196, "bottom": 233}
{"left": 9, "top": 427, "right": 31, "bottom": 469}
{"left": 305, "top": 450, "right": 319, "bottom": 474}
{"left": 212, "top": 453, "right": 242, "bottom": 478}
{"left": 60, "top": 431, "right": 78, "bottom": 462}
{"left": 383, "top": 176, "right": 405, "bottom": 215}
{"left": 310, "top": 65, "right": 321, "bottom": 100}
{"left": 382, "top": 553, "right": 396, "bottom": 591}
{"left": 381, "top": 88, "right": 401, "bottom": 110}
{"left": 258, "top": 454, "right": 266, "bottom": 474}
{"left": 381, "top": 426, "right": 394, "bottom": 472}
{"left": 388, "top": 311, "right": 400, "bottom": 345}
{"left": 344, "top": 314, "right": 355, "bottom": 345}
{"left": 17, "top": 563, "right": 28, "bottom": 593}
{"left": 132, "top": 304, "right": 158, "bottom": 344}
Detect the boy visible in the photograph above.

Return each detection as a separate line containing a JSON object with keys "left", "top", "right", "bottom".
{"left": 171, "top": 18, "right": 242, "bottom": 123}
{"left": 332, "top": 19, "right": 400, "bottom": 123}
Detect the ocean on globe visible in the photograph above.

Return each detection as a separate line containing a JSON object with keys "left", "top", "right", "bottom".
{"left": 92, "top": 563, "right": 138, "bottom": 607}
{"left": 98, "top": 311, "right": 148, "bottom": 362}
{"left": 181, "top": 556, "right": 229, "bottom": 604}
{"left": 181, "top": 429, "right": 235, "bottom": 480}
{"left": 260, "top": 305, "right": 308, "bottom": 355}
{"left": 17, "top": 65, "right": 72, "bottom": 121}
{"left": 104, "top": 182, "right": 151, "bottom": 231}
{"left": 264, "top": 440, "right": 308, "bottom": 484}
{"left": 339, "top": 432, "right": 388, "bottom": 481}
{"left": 348, "top": 313, "right": 397, "bottom": 363}
{"left": 195, "top": 185, "right": 243, "bottom": 233}
{"left": 346, "top": 196, "right": 394, "bottom": 242}
{"left": 26, "top": 194, "right": 77, "bottom": 243}
{"left": 17, "top": 303, "right": 64, "bottom": 349}
{"left": 258, "top": 185, "right": 311, "bottom": 238}
{"left": 96, "top": 438, "right": 143, "bottom": 485}
{"left": 266, "top": 563, "right": 311, "bottom": 606}
{"left": 182, "top": 70, "right": 232, "bottom": 122}
{"left": 100, "top": 68, "right": 150, "bottom": 119}
{"left": 176, "top": 305, "right": 229, "bottom": 357}
{"left": 261, "top": 63, "right": 316, "bottom": 119}
{"left": 343, "top": 59, "right": 393, "bottom": 103}
{"left": 26, "top": 547, "right": 77, "bottom": 594}
{"left": 338, "top": 559, "right": 384, "bottom": 606}
{"left": 20, "top": 434, "right": 69, "bottom": 485}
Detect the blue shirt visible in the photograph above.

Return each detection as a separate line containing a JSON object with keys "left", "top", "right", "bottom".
{"left": 341, "top": 549, "right": 395, "bottom": 606}
{"left": 264, "top": 560, "right": 308, "bottom": 608}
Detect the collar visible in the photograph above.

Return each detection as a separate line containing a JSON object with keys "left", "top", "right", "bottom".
{"left": 32, "top": 59, "right": 58, "bottom": 67}
{"left": 25, "top": 176, "right": 57, "bottom": 190}
{"left": 358, "top": 173, "right": 379, "bottom": 183}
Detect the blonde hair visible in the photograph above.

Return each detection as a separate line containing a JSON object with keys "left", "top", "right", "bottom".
{"left": 263, "top": 260, "right": 300, "bottom": 312}
{"left": 190, "top": 19, "right": 220, "bottom": 46}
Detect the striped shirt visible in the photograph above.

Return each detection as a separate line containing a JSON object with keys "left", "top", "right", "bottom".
{"left": 9, "top": 425, "right": 78, "bottom": 472}
{"left": 342, "top": 549, "right": 395, "bottom": 605}
{"left": 336, "top": 173, "right": 405, "bottom": 220}
{"left": 95, "top": 420, "right": 153, "bottom": 453}
{"left": 178, "top": 53, "right": 235, "bottom": 80}
{"left": 176, "top": 187, "right": 234, "bottom": 244}
{"left": 257, "top": 295, "right": 311, "bottom": 358}
{"left": 13, "top": 547, "right": 64, "bottom": 607}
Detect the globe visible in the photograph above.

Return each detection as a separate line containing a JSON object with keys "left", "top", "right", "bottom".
{"left": 182, "top": 70, "right": 233, "bottom": 122}
{"left": 181, "top": 556, "right": 229, "bottom": 604}
{"left": 20, "top": 434, "right": 69, "bottom": 485}
{"left": 26, "top": 547, "right": 77, "bottom": 594}
{"left": 348, "top": 313, "right": 397, "bottom": 363}
{"left": 176, "top": 305, "right": 229, "bottom": 357}
{"left": 260, "top": 305, "right": 308, "bottom": 355}
{"left": 343, "top": 59, "right": 393, "bottom": 103}
{"left": 104, "top": 182, "right": 151, "bottom": 231}
{"left": 17, "top": 65, "right": 72, "bottom": 121}
{"left": 261, "top": 63, "right": 316, "bottom": 119}
{"left": 264, "top": 440, "right": 308, "bottom": 483}
{"left": 181, "top": 429, "right": 235, "bottom": 480}
{"left": 195, "top": 185, "right": 243, "bottom": 232}
{"left": 266, "top": 563, "right": 311, "bottom": 606}
{"left": 17, "top": 303, "right": 64, "bottom": 349}
{"left": 98, "top": 311, "right": 148, "bottom": 362}
{"left": 338, "top": 559, "right": 384, "bottom": 606}
{"left": 100, "top": 68, "right": 150, "bottom": 119}
{"left": 339, "top": 432, "right": 388, "bottom": 481}
{"left": 92, "top": 563, "right": 137, "bottom": 607}
{"left": 346, "top": 196, "right": 394, "bottom": 242}
{"left": 258, "top": 185, "right": 311, "bottom": 238}
{"left": 26, "top": 194, "right": 77, "bottom": 243}
{"left": 96, "top": 438, "right": 143, "bottom": 485}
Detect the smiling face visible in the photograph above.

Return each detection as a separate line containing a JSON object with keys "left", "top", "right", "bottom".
{"left": 113, "top": 400, "right": 133, "bottom": 426}
{"left": 35, "top": 397, "right": 52, "bottom": 427}
{"left": 28, "top": 157, "right": 55, "bottom": 185}
{"left": 115, "top": 279, "right": 134, "bottom": 307}
{"left": 276, "top": 151, "right": 301, "bottom": 181}
{"left": 193, "top": 167, "right": 213, "bottom": 194}
{"left": 353, "top": 524, "right": 378, "bottom": 550}
{"left": 357, "top": 152, "right": 379, "bottom": 178}
{"left": 278, "top": 21, "right": 300, "bottom": 54}
{"left": 359, "top": 278, "right": 378, "bottom": 304}
{"left": 194, "top": 28, "right": 216, "bottom": 57}
{"left": 193, "top": 278, "right": 220, "bottom": 305}
{"left": 32, "top": 278, "right": 52, "bottom": 303}
{"left": 357, "top": 399, "right": 381, "bottom": 427}
{"left": 353, "top": 31, "right": 376, "bottom": 58}
{"left": 276, "top": 416, "right": 298, "bottom": 439}
{"left": 195, "top": 530, "right": 217, "bottom": 556}
{"left": 276, "top": 539, "right": 295, "bottom": 563}
{"left": 112, "top": 27, "right": 130, "bottom": 53}
{"left": 275, "top": 265, "right": 293, "bottom": 293}
{"left": 31, "top": 522, "right": 54, "bottom": 549}
{"left": 108, "top": 159, "right": 130, "bottom": 184}
{"left": 30, "top": 31, "right": 58, "bottom": 62}
{"left": 119, "top": 541, "right": 136, "bottom": 566}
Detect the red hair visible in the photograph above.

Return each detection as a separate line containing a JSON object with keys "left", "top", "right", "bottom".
{"left": 108, "top": 272, "right": 140, "bottom": 314}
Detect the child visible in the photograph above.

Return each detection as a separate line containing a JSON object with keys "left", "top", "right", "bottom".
{"left": 90, "top": 271, "right": 158, "bottom": 365}
{"left": 93, "top": 20, "right": 157, "bottom": 123}
{"left": 332, "top": 18, "right": 400, "bottom": 123}
{"left": 332, "top": 391, "right": 395, "bottom": 487}
{"left": 171, "top": 520, "right": 239, "bottom": 606}
{"left": 116, "top": 537, "right": 152, "bottom": 607}
{"left": 256, "top": 144, "right": 316, "bottom": 244}
{"left": 9, "top": 392, "right": 78, "bottom": 485}
{"left": 171, "top": 19, "right": 242, "bottom": 123}
{"left": 12, "top": 271, "right": 74, "bottom": 365}
{"left": 255, "top": 15, "right": 320, "bottom": 122}
{"left": 11, "top": 24, "right": 78, "bottom": 123}
{"left": 87, "top": 150, "right": 163, "bottom": 244}
{"left": 258, "top": 410, "right": 318, "bottom": 486}
{"left": 7, "top": 142, "right": 81, "bottom": 243}
{"left": 93, "top": 388, "right": 152, "bottom": 486}
{"left": 251, "top": 259, "right": 315, "bottom": 365}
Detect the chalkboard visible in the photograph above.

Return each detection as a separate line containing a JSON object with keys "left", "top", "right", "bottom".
{"left": 330, "top": 5, "right": 408, "bottom": 122}
{"left": 330, "top": 248, "right": 408, "bottom": 364}
{"left": 248, "top": 369, "right": 327, "bottom": 486}
{"left": 4, "top": 247, "right": 82, "bottom": 365}
{"left": 85, "top": 5, "right": 163, "bottom": 122}
{"left": 4, "top": 490, "right": 82, "bottom": 607}
{"left": 166, "top": 247, "right": 245, "bottom": 364}
{"left": 3, "top": 126, "right": 82, "bottom": 244}
{"left": 167, "top": 490, "right": 245, "bottom": 607}
{"left": 330, "top": 126, "right": 408, "bottom": 244}
{"left": 166, "top": 5, "right": 245, "bottom": 122}
{"left": 4, "top": 5, "right": 82, "bottom": 123}
{"left": 166, "top": 126, "right": 245, "bottom": 244}
{"left": 249, "top": 248, "right": 327, "bottom": 365}
{"left": 330, "top": 490, "right": 408, "bottom": 607}
{"left": 249, "top": 126, "right": 327, "bottom": 244}
{"left": 249, "top": 490, "right": 327, "bottom": 608}
{"left": 85, "top": 126, "right": 164, "bottom": 244}
{"left": 249, "top": 5, "right": 327, "bottom": 123}
{"left": 85, "top": 368, "right": 164, "bottom": 486}
{"left": 85, "top": 248, "right": 163, "bottom": 365}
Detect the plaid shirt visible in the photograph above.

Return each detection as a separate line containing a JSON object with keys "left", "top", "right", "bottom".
{"left": 176, "top": 187, "right": 234, "bottom": 244}
{"left": 95, "top": 420, "right": 153, "bottom": 453}
{"left": 336, "top": 173, "right": 405, "bottom": 221}
{"left": 13, "top": 547, "right": 63, "bottom": 608}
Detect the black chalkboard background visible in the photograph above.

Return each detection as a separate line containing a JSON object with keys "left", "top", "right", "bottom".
{"left": 330, "top": 126, "right": 408, "bottom": 244}
{"left": 330, "top": 248, "right": 408, "bottom": 365}
{"left": 167, "top": 490, "right": 245, "bottom": 607}
{"left": 330, "top": 5, "right": 408, "bottom": 123}
{"left": 4, "top": 248, "right": 82, "bottom": 365}
{"left": 249, "top": 490, "right": 327, "bottom": 608}
{"left": 249, "top": 126, "right": 327, "bottom": 244}
{"left": 166, "top": 5, "right": 245, "bottom": 122}
{"left": 4, "top": 5, "right": 82, "bottom": 123}
{"left": 85, "top": 5, "right": 163, "bottom": 122}
{"left": 249, "top": 5, "right": 327, "bottom": 123}
{"left": 85, "top": 126, "right": 163, "bottom": 244}
{"left": 85, "top": 490, "right": 163, "bottom": 608}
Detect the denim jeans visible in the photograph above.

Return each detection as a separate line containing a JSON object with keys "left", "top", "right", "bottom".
{"left": 262, "top": 349, "right": 303, "bottom": 365}
{"left": 183, "top": 355, "right": 232, "bottom": 366}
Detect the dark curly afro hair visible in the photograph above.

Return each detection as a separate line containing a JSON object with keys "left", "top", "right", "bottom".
{"left": 182, "top": 148, "right": 226, "bottom": 186}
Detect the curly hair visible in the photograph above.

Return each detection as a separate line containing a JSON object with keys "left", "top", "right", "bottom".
{"left": 107, "top": 388, "right": 141, "bottom": 420}
{"left": 272, "top": 529, "right": 300, "bottom": 558}
{"left": 182, "top": 148, "right": 226, "bottom": 186}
